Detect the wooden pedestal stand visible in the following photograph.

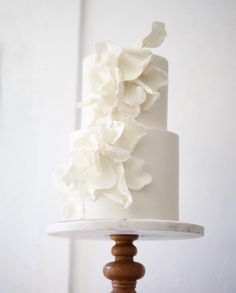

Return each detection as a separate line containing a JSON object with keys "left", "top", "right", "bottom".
{"left": 103, "top": 235, "right": 144, "bottom": 293}
{"left": 47, "top": 220, "right": 204, "bottom": 293}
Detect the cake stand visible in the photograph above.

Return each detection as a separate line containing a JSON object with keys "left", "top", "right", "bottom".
{"left": 47, "top": 219, "right": 204, "bottom": 293}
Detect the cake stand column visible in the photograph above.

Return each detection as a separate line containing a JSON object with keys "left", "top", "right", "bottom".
{"left": 103, "top": 235, "right": 145, "bottom": 293}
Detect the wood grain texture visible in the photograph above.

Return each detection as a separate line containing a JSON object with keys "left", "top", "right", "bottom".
{"left": 103, "top": 235, "right": 145, "bottom": 293}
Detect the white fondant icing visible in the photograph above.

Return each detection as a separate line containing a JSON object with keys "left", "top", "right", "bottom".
{"left": 55, "top": 116, "right": 152, "bottom": 211}
{"left": 61, "top": 130, "right": 179, "bottom": 220}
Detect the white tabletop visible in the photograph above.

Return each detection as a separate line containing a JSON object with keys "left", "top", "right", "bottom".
{"left": 46, "top": 219, "right": 204, "bottom": 240}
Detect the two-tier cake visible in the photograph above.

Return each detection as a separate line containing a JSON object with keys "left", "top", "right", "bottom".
{"left": 55, "top": 22, "right": 179, "bottom": 221}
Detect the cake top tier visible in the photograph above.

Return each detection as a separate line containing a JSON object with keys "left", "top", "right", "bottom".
{"left": 81, "top": 21, "right": 168, "bottom": 129}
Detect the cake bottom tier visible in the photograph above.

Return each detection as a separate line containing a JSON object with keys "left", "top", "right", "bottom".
{"left": 66, "top": 129, "right": 179, "bottom": 221}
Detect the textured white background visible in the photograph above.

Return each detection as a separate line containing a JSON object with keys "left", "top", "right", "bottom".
{"left": 1, "top": 0, "right": 236, "bottom": 293}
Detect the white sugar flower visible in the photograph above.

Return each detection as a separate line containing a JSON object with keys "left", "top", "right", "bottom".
{"left": 80, "top": 22, "right": 167, "bottom": 127}
{"left": 55, "top": 117, "right": 150, "bottom": 210}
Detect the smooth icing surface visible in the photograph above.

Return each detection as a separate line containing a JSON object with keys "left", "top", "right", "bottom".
{"left": 62, "top": 130, "right": 179, "bottom": 220}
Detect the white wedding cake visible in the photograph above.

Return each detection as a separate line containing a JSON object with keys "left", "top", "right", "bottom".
{"left": 56, "top": 22, "right": 179, "bottom": 221}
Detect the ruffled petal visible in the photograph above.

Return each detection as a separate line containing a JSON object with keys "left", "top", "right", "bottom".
{"left": 141, "top": 92, "right": 160, "bottom": 111}
{"left": 135, "top": 21, "right": 167, "bottom": 49}
{"left": 124, "top": 156, "right": 152, "bottom": 190}
{"left": 138, "top": 64, "right": 168, "bottom": 92}
{"left": 104, "top": 145, "right": 130, "bottom": 162}
{"left": 103, "top": 162, "right": 133, "bottom": 207}
{"left": 60, "top": 165, "right": 78, "bottom": 187}
{"left": 134, "top": 78, "right": 155, "bottom": 94}
{"left": 118, "top": 48, "right": 152, "bottom": 81}
{"left": 94, "top": 41, "right": 120, "bottom": 67}
{"left": 70, "top": 128, "right": 92, "bottom": 149}
{"left": 86, "top": 41, "right": 121, "bottom": 95}
{"left": 87, "top": 65, "right": 110, "bottom": 93}
{"left": 123, "top": 83, "right": 146, "bottom": 106}
{"left": 97, "top": 93, "right": 118, "bottom": 113}
{"left": 70, "top": 148, "right": 91, "bottom": 168}
{"left": 81, "top": 107, "right": 105, "bottom": 128}
{"left": 89, "top": 155, "right": 116, "bottom": 190}
{"left": 91, "top": 150, "right": 102, "bottom": 172}
{"left": 97, "top": 67, "right": 114, "bottom": 93}
{"left": 115, "top": 67, "right": 125, "bottom": 97}
{"left": 98, "top": 118, "right": 125, "bottom": 144}
{"left": 117, "top": 118, "right": 146, "bottom": 151}
{"left": 117, "top": 99, "right": 141, "bottom": 117}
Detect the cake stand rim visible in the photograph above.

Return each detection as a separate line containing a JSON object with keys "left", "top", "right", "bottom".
{"left": 46, "top": 219, "right": 204, "bottom": 240}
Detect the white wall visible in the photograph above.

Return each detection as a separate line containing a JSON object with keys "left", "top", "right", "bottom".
{"left": 72, "top": 1, "right": 236, "bottom": 293}
{"left": 0, "top": 0, "right": 80, "bottom": 292}
{"left": 1, "top": 0, "right": 236, "bottom": 293}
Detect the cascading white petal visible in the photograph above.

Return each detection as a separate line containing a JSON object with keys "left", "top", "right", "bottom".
{"left": 117, "top": 118, "right": 146, "bottom": 151}
{"left": 70, "top": 128, "right": 92, "bottom": 149}
{"left": 98, "top": 118, "right": 124, "bottom": 144}
{"left": 135, "top": 21, "right": 167, "bottom": 49}
{"left": 123, "top": 83, "right": 146, "bottom": 106}
{"left": 60, "top": 165, "right": 82, "bottom": 187}
{"left": 103, "top": 162, "right": 133, "bottom": 207}
{"left": 118, "top": 48, "right": 152, "bottom": 80}
{"left": 94, "top": 41, "right": 120, "bottom": 67}
{"left": 88, "top": 154, "right": 117, "bottom": 190}
{"left": 124, "top": 156, "right": 152, "bottom": 190}
{"left": 141, "top": 92, "right": 160, "bottom": 111}
{"left": 104, "top": 145, "right": 130, "bottom": 162}
{"left": 117, "top": 99, "right": 141, "bottom": 118}
{"left": 96, "top": 93, "right": 117, "bottom": 113}
{"left": 138, "top": 65, "right": 168, "bottom": 92}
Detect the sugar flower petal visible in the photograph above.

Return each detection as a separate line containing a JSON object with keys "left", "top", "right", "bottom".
{"left": 103, "top": 163, "right": 133, "bottom": 207}
{"left": 138, "top": 65, "right": 168, "bottom": 92}
{"left": 117, "top": 99, "right": 141, "bottom": 118}
{"left": 60, "top": 165, "right": 82, "bottom": 187}
{"left": 123, "top": 83, "right": 146, "bottom": 106}
{"left": 118, "top": 118, "right": 146, "bottom": 151}
{"left": 135, "top": 21, "right": 167, "bottom": 49}
{"left": 124, "top": 156, "right": 152, "bottom": 190}
{"left": 89, "top": 154, "right": 116, "bottom": 190}
{"left": 94, "top": 41, "right": 120, "bottom": 67}
{"left": 70, "top": 128, "right": 92, "bottom": 149}
{"left": 97, "top": 93, "right": 118, "bottom": 113}
{"left": 118, "top": 48, "right": 152, "bottom": 81}
{"left": 104, "top": 145, "right": 130, "bottom": 162}
{"left": 98, "top": 117, "right": 125, "bottom": 144}
{"left": 141, "top": 92, "right": 160, "bottom": 111}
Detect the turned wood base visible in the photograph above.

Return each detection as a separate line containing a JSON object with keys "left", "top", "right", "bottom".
{"left": 103, "top": 235, "right": 145, "bottom": 293}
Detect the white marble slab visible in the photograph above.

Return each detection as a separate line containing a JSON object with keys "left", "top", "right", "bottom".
{"left": 46, "top": 219, "right": 204, "bottom": 240}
